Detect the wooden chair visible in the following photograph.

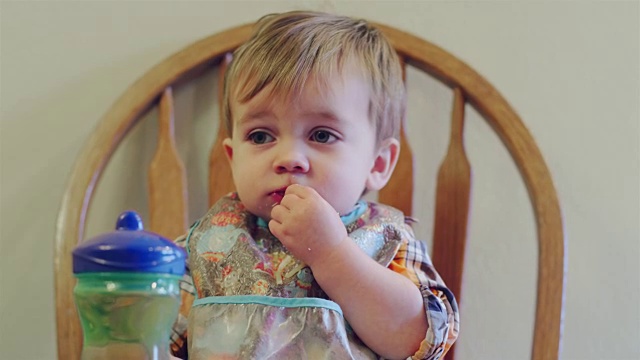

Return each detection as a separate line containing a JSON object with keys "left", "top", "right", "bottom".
{"left": 54, "top": 21, "right": 565, "bottom": 360}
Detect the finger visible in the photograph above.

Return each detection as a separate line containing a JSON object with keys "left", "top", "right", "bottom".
{"left": 270, "top": 204, "right": 288, "bottom": 222}
{"left": 285, "top": 183, "right": 311, "bottom": 198}
{"left": 279, "top": 191, "right": 302, "bottom": 209}
{"left": 268, "top": 219, "right": 283, "bottom": 239}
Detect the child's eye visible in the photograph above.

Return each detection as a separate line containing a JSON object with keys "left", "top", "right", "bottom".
{"left": 309, "top": 130, "right": 337, "bottom": 144}
{"left": 248, "top": 131, "right": 274, "bottom": 144}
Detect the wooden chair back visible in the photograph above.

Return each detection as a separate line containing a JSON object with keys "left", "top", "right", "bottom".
{"left": 54, "top": 21, "right": 565, "bottom": 360}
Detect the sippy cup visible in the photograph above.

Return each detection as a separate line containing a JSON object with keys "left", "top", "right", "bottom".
{"left": 72, "top": 211, "right": 186, "bottom": 360}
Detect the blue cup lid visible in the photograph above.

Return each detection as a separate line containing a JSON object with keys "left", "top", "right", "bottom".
{"left": 73, "top": 211, "right": 186, "bottom": 275}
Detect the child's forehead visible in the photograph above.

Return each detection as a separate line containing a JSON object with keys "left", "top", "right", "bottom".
{"left": 235, "top": 69, "right": 370, "bottom": 111}
{"left": 234, "top": 61, "right": 369, "bottom": 104}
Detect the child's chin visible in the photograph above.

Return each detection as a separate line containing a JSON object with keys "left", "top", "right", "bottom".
{"left": 250, "top": 206, "right": 273, "bottom": 223}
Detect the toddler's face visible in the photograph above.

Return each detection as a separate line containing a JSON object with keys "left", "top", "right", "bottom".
{"left": 223, "top": 71, "right": 384, "bottom": 221}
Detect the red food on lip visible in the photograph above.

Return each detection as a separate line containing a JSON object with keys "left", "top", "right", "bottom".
{"left": 271, "top": 192, "right": 284, "bottom": 204}
{"left": 270, "top": 187, "right": 287, "bottom": 205}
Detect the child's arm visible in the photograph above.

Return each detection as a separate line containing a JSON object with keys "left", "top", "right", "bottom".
{"left": 270, "top": 185, "right": 458, "bottom": 359}
{"left": 312, "top": 238, "right": 429, "bottom": 359}
{"left": 386, "top": 237, "right": 459, "bottom": 359}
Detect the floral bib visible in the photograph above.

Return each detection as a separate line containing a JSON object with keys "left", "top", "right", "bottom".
{"left": 186, "top": 194, "right": 408, "bottom": 359}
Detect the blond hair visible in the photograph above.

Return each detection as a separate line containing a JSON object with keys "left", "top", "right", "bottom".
{"left": 222, "top": 11, "right": 406, "bottom": 143}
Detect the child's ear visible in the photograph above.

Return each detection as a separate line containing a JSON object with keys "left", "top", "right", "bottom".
{"left": 366, "top": 138, "right": 400, "bottom": 191}
{"left": 222, "top": 138, "right": 234, "bottom": 163}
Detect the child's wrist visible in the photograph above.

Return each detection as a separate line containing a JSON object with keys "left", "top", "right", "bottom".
{"left": 307, "top": 236, "right": 352, "bottom": 277}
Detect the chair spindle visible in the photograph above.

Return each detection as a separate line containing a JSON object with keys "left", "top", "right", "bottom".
{"left": 431, "top": 87, "right": 471, "bottom": 360}
{"left": 209, "top": 53, "right": 235, "bottom": 207}
{"left": 148, "top": 87, "right": 188, "bottom": 239}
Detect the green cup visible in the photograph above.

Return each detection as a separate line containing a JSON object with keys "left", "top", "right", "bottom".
{"left": 72, "top": 212, "right": 186, "bottom": 360}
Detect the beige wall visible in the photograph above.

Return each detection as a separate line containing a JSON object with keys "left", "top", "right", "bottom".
{"left": 1, "top": 1, "right": 638, "bottom": 359}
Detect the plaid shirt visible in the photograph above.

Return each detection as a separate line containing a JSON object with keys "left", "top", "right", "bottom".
{"left": 170, "top": 209, "right": 459, "bottom": 360}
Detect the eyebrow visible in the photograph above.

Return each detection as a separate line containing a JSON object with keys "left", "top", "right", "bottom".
{"left": 237, "top": 110, "right": 274, "bottom": 126}
{"left": 238, "top": 110, "right": 344, "bottom": 126}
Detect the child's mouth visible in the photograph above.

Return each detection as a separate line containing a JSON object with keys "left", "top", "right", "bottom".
{"left": 270, "top": 188, "right": 287, "bottom": 205}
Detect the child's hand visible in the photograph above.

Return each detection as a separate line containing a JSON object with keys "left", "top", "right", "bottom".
{"left": 269, "top": 184, "right": 348, "bottom": 267}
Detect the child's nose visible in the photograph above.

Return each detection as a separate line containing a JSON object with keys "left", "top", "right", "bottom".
{"left": 273, "top": 146, "right": 309, "bottom": 174}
